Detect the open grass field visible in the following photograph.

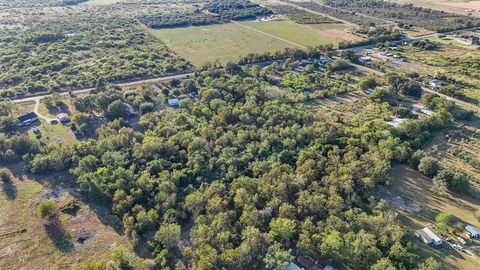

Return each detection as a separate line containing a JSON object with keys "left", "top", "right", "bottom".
{"left": 427, "top": 35, "right": 480, "bottom": 50}
{"left": 150, "top": 23, "right": 295, "bottom": 66}
{"left": 0, "top": 163, "right": 131, "bottom": 269}
{"left": 391, "top": 0, "right": 480, "bottom": 17}
{"left": 241, "top": 19, "right": 362, "bottom": 48}
{"left": 380, "top": 164, "right": 480, "bottom": 270}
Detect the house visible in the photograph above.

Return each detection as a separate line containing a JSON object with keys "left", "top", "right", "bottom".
{"left": 429, "top": 79, "right": 443, "bottom": 89}
{"left": 412, "top": 104, "right": 434, "bottom": 115}
{"left": 359, "top": 56, "right": 372, "bottom": 64}
{"left": 324, "top": 266, "right": 340, "bottom": 270}
{"left": 168, "top": 98, "right": 180, "bottom": 107}
{"left": 17, "top": 112, "right": 38, "bottom": 126}
{"left": 284, "top": 262, "right": 304, "bottom": 270}
{"left": 385, "top": 118, "right": 407, "bottom": 127}
{"left": 297, "top": 256, "right": 321, "bottom": 270}
{"left": 415, "top": 227, "right": 443, "bottom": 246}
{"left": 31, "top": 126, "right": 41, "bottom": 134}
{"left": 468, "top": 36, "right": 480, "bottom": 45}
{"left": 56, "top": 113, "right": 70, "bottom": 124}
{"left": 465, "top": 225, "right": 480, "bottom": 239}
{"left": 314, "top": 58, "right": 333, "bottom": 65}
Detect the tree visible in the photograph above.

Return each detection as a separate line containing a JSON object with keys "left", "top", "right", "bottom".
{"left": 417, "top": 257, "right": 441, "bottom": 270}
{"left": 154, "top": 223, "right": 181, "bottom": 249}
{"left": 225, "top": 62, "right": 243, "bottom": 76}
{"left": 435, "top": 212, "right": 452, "bottom": 233}
{"left": 268, "top": 217, "right": 297, "bottom": 243}
{"left": 418, "top": 156, "right": 440, "bottom": 177}
{"left": 263, "top": 242, "right": 293, "bottom": 269}
{"left": 0, "top": 167, "right": 13, "bottom": 183}
{"left": 106, "top": 100, "right": 129, "bottom": 119}
{"left": 371, "top": 258, "right": 397, "bottom": 270}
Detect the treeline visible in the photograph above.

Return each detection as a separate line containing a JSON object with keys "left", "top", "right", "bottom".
{"left": 339, "top": 27, "right": 401, "bottom": 49}
{"left": 19, "top": 64, "right": 455, "bottom": 269}
{"left": 323, "top": 0, "right": 480, "bottom": 32}
{"left": 287, "top": 13, "right": 336, "bottom": 24}
{"left": 139, "top": 0, "right": 272, "bottom": 29}
{"left": 282, "top": 0, "right": 385, "bottom": 27}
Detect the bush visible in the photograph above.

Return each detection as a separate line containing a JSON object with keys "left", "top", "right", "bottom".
{"left": 38, "top": 200, "right": 57, "bottom": 219}
{"left": 418, "top": 156, "right": 440, "bottom": 177}
{"left": 0, "top": 168, "right": 13, "bottom": 183}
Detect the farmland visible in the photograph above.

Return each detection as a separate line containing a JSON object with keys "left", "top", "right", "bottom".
{"left": 241, "top": 19, "right": 362, "bottom": 48}
{"left": 149, "top": 23, "right": 295, "bottom": 66}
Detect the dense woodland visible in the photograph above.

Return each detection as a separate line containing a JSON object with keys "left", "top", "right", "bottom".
{"left": 2, "top": 57, "right": 465, "bottom": 269}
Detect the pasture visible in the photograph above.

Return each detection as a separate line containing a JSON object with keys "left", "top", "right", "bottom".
{"left": 241, "top": 19, "right": 362, "bottom": 48}
{"left": 380, "top": 164, "right": 480, "bottom": 270}
{"left": 150, "top": 23, "right": 295, "bottom": 66}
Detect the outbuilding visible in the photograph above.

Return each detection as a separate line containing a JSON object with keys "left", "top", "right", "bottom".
{"left": 465, "top": 225, "right": 480, "bottom": 239}
{"left": 57, "top": 113, "right": 70, "bottom": 124}
{"left": 168, "top": 98, "right": 180, "bottom": 107}
{"left": 17, "top": 112, "right": 38, "bottom": 126}
{"left": 415, "top": 227, "right": 443, "bottom": 246}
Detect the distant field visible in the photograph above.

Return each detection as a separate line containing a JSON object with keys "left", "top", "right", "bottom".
{"left": 241, "top": 19, "right": 362, "bottom": 48}
{"left": 150, "top": 23, "right": 295, "bottom": 66}
{"left": 381, "top": 164, "right": 480, "bottom": 270}
{"left": 391, "top": 0, "right": 480, "bottom": 17}
{"left": 84, "top": 0, "right": 125, "bottom": 5}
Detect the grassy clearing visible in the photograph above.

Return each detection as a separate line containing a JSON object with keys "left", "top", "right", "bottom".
{"left": 241, "top": 19, "right": 362, "bottom": 48}
{"left": 27, "top": 119, "right": 78, "bottom": 146}
{"left": 427, "top": 36, "right": 480, "bottom": 50}
{"left": 382, "top": 164, "right": 480, "bottom": 270}
{"left": 0, "top": 163, "right": 131, "bottom": 269}
{"left": 150, "top": 23, "right": 294, "bottom": 66}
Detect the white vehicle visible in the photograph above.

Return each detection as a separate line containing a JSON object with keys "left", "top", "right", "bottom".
{"left": 457, "top": 236, "right": 467, "bottom": 245}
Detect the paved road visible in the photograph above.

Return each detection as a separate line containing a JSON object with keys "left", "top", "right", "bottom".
{"left": 11, "top": 72, "right": 195, "bottom": 104}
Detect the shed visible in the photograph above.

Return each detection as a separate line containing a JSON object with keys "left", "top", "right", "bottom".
{"left": 17, "top": 112, "right": 38, "bottom": 126}
{"left": 465, "top": 225, "right": 480, "bottom": 238}
{"left": 415, "top": 227, "right": 443, "bottom": 246}
{"left": 168, "top": 99, "right": 180, "bottom": 107}
{"left": 429, "top": 80, "right": 443, "bottom": 88}
{"left": 57, "top": 113, "right": 70, "bottom": 124}
{"left": 314, "top": 58, "right": 333, "bottom": 65}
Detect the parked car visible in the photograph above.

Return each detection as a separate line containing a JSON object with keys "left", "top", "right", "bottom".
{"left": 457, "top": 236, "right": 467, "bottom": 245}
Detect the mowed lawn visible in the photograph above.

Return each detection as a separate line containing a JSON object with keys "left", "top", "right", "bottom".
{"left": 150, "top": 23, "right": 296, "bottom": 66}
{"left": 241, "top": 20, "right": 362, "bottom": 48}
{"left": 381, "top": 164, "right": 480, "bottom": 270}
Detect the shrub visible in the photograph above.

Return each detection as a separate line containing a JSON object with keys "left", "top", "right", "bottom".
{"left": 0, "top": 168, "right": 13, "bottom": 183}
{"left": 418, "top": 156, "right": 440, "bottom": 177}
{"left": 38, "top": 200, "right": 57, "bottom": 219}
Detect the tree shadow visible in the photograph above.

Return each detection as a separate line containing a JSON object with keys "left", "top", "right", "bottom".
{"left": 44, "top": 217, "right": 74, "bottom": 253}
